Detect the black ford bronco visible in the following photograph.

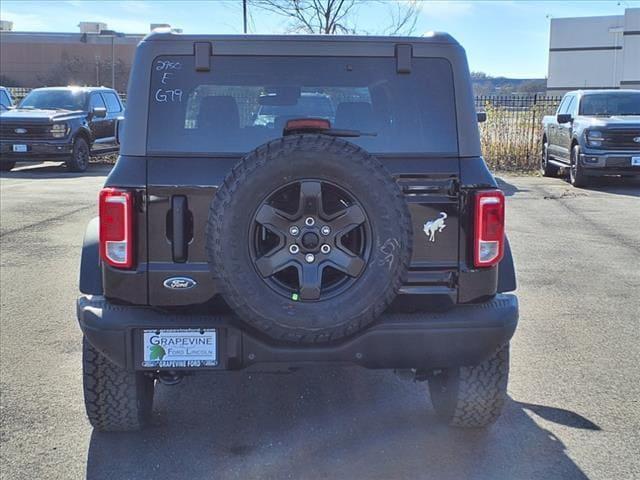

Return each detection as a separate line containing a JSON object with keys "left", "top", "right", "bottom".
{"left": 0, "top": 86, "right": 123, "bottom": 172}
{"left": 77, "top": 32, "right": 518, "bottom": 431}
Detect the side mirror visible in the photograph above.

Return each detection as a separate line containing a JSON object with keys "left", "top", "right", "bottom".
{"left": 556, "top": 113, "right": 572, "bottom": 124}
{"left": 92, "top": 107, "right": 107, "bottom": 118}
{"left": 115, "top": 118, "right": 124, "bottom": 145}
{"left": 477, "top": 112, "right": 487, "bottom": 123}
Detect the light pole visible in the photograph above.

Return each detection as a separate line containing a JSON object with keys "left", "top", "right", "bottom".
{"left": 99, "top": 30, "right": 124, "bottom": 89}
{"left": 243, "top": 0, "right": 248, "bottom": 34}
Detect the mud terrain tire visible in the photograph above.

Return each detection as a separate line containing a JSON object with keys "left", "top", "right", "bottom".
{"left": 82, "top": 338, "right": 154, "bottom": 431}
{"left": 428, "top": 343, "right": 509, "bottom": 428}
{"left": 208, "top": 135, "right": 412, "bottom": 344}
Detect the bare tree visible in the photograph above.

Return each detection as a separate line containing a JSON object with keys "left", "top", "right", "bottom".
{"left": 380, "top": 0, "right": 420, "bottom": 35}
{"left": 250, "top": 0, "right": 419, "bottom": 35}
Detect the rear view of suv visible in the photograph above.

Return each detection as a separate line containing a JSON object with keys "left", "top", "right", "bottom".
{"left": 77, "top": 32, "right": 518, "bottom": 432}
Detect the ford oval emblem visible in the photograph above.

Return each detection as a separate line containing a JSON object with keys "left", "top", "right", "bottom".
{"left": 163, "top": 276, "right": 197, "bottom": 290}
{"left": 14, "top": 128, "right": 27, "bottom": 134}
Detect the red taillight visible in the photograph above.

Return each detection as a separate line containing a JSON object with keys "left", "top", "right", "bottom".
{"left": 474, "top": 190, "right": 505, "bottom": 268}
{"left": 99, "top": 188, "right": 134, "bottom": 269}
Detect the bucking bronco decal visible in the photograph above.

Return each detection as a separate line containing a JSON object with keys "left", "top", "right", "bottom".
{"left": 423, "top": 212, "right": 447, "bottom": 242}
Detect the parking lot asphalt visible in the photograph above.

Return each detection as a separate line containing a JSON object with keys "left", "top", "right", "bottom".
{"left": 1, "top": 162, "right": 639, "bottom": 480}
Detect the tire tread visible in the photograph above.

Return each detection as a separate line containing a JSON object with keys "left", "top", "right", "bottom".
{"left": 430, "top": 344, "right": 509, "bottom": 428}
{"left": 207, "top": 134, "right": 412, "bottom": 344}
{"left": 82, "top": 338, "right": 153, "bottom": 431}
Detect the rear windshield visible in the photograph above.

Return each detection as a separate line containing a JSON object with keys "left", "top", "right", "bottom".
{"left": 147, "top": 55, "right": 457, "bottom": 155}
{"left": 19, "top": 90, "right": 87, "bottom": 111}
{"left": 579, "top": 93, "right": 640, "bottom": 116}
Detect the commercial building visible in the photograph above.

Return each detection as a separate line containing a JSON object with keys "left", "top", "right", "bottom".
{"left": 547, "top": 7, "right": 640, "bottom": 94}
{"left": 0, "top": 22, "right": 179, "bottom": 91}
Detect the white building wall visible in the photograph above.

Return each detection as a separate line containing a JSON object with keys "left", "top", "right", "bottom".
{"left": 547, "top": 8, "right": 640, "bottom": 94}
{"left": 621, "top": 8, "right": 640, "bottom": 89}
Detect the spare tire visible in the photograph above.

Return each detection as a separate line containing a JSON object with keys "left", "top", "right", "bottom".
{"left": 208, "top": 135, "right": 412, "bottom": 344}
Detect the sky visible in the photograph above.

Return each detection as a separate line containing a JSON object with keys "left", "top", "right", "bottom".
{"left": 1, "top": 0, "right": 639, "bottom": 78}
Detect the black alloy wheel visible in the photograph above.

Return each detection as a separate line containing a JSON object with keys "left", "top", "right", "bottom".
{"left": 67, "top": 137, "right": 90, "bottom": 172}
{"left": 250, "top": 180, "right": 371, "bottom": 301}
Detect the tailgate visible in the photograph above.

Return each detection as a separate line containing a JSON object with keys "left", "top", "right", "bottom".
{"left": 146, "top": 155, "right": 462, "bottom": 307}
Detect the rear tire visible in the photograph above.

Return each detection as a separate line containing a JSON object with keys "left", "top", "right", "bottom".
{"left": 0, "top": 161, "right": 16, "bottom": 172}
{"left": 66, "top": 137, "right": 90, "bottom": 172}
{"left": 428, "top": 343, "right": 509, "bottom": 428}
{"left": 540, "top": 141, "right": 558, "bottom": 177}
{"left": 82, "top": 337, "right": 154, "bottom": 431}
{"left": 569, "top": 144, "right": 589, "bottom": 188}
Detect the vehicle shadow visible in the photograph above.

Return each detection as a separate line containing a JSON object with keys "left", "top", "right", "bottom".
{"left": 0, "top": 162, "right": 112, "bottom": 179}
{"left": 581, "top": 175, "right": 640, "bottom": 198}
{"left": 495, "top": 176, "right": 529, "bottom": 197}
{"left": 86, "top": 367, "right": 594, "bottom": 480}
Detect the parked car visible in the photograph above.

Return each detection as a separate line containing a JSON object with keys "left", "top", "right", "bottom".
{"left": 0, "top": 86, "right": 124, "bottom": 172}
{"left": 77, "top": 31, "right": 518, "bottom": 432}
{"left": 541, "top": 90, "right": 640, "bottom": 187}
{"left": 0, "top": 86, "right": 14, "bottom": 110}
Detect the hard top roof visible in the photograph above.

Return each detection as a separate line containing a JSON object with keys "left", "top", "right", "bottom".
{"left": 143, "top": 30, "right": 459, "bottom": 46}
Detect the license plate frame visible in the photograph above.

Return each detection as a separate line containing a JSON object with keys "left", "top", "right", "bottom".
{"left": 141, "top": 328, "right": 218, "bottom": 368}
{"left": 631, "top": 156, "right": 640, "bottom": 167}
{"left": 12, "top": 144, "right": 27, "bottom": 153}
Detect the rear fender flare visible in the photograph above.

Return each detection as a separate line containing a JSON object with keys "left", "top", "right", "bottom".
{"left": 497, "top": 235, "right": 516, "bottom": 293}
{"left": 79, "top": 217, "right": 103, "bottom": 295}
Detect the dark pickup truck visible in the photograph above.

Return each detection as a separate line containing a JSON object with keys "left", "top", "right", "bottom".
{"left": 0, "top": 86, "right": 123, "bottom": 172}
{"left": 541, "top": 89, "right": 640, "bottom": 187}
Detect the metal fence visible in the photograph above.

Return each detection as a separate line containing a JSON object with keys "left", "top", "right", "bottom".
{"left": 475, "top": 95, "right": 562, "bottom": 171}
{"left": 5, "top": 87, "right": 560, "bottom": 172}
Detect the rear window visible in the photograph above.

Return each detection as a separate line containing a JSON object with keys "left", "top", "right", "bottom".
{"left": 147, "top": 55, "right": 457, "bottom": 155}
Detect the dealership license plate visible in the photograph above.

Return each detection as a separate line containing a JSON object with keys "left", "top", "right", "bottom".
{"left": 12, "top": 144, "right": 27, "bottom": 152}
{"left": 632, "top": 157, "right": 640, "bottom": 167}
{"left": 142, "top": 329, "right": 217, "bottom": 368}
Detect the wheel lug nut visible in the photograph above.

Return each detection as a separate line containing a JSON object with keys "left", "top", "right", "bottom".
{"left": 320, "top": 226, "right": 331, "bottom": 236}
{"left": 320, "top": 244, "right": 331, "bottom": 254}
{"left": 305, "top": 217, "right": 315, "bottom": 226}
{"left": 289, "top": 226, "right": 300, "bottom": 236}
{"left": 289, "top": 244, "right": 300, "bottom": 254}
{"left": 305, "top": 253, "right": 315, "bottom": 263}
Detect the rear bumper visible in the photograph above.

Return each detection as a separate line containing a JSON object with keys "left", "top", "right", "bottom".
{"left": 77, "top": 294, "right": 519, "bottom": 372}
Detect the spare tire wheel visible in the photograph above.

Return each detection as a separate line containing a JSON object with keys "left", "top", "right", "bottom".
{"left": 208, "top": 135, "right": 412, "bottom": 344}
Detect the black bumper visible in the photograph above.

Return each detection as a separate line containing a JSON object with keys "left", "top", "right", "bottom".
{"left": 77, "top": 294, "right": 519, "bottom": 372}
{"left": 0, "top": 141, "right": 73, "bottom": 159}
